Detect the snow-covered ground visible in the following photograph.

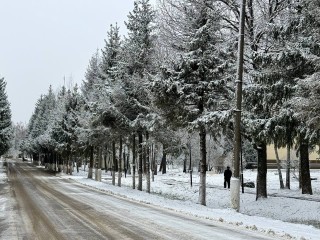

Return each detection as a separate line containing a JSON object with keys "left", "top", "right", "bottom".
{"left": 60, "top": 165, "right": 320, "bottom": 240}
{"left": 0, "top": 159, "right": 13, "bottom": 235}
{"left": 1, "top": 159, "right": 320, "bottom": 239}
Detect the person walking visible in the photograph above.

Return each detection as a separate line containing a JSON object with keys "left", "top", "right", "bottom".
{"left": 224, "top": 166, "right": 232, "bottom": 188}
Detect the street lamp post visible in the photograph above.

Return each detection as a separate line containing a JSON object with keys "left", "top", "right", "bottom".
{"left": 231, "top": 0, "right": 246, "bottom": 212}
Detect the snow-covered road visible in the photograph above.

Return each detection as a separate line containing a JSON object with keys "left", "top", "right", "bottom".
{"left": 2, "top": 160, "right": 275, "bottom": 240}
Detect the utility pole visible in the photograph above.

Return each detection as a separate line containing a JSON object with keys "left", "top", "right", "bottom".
{"left": 231, "top": 0, "right": 246, "bottom": 212}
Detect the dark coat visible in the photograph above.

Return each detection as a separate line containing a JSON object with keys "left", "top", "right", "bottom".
{"left": 224, "top": 168, "right": 232, "bottom": 179}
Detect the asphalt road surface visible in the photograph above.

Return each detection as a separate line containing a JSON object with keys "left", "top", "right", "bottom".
{"left": 2, "top": 160, "right": 276, "bottom": 240}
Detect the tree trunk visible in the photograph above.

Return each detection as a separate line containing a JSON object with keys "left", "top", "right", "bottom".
{"left": 189, "top": 143, "right": 192, "bottom": 171}
{"left": 286, "top": 145, "right": 291, "bottom": 189}
{"left": 132, "top": 134, "right": 136, "bottom": 189}
{"left": 256, "top": 142, "right": 267, "bottom": 200}
{"left": 88, "top": 146, "right": 94, "bottom": 179}
{"left": 299, "top": 152, "right": 301, "bottom": 189}
{"left": 138, "top": 132, "right": 143, "bottom": 191}
{"left": 143, "top": 136, "right": 147, "bottom": 174}
{"left": 153, "top": 144, "right": 157, "bottom": 176}
{"left": 98, "top": 147, "right": 102, "bottom": 169}
{"left": 76, "top": 155, "right": 79, "bottom": 173}
{"left": 146, "top": 132, "right": 150, "bottom": 193}
{"left": 189, "top": 142, "right": 193, "bottom": 187}
{"left": 151, "top": 143, "right": 155, "bottom": 182}
{"left": 70, "top": 155, "right": 73, "bottom": 175}
{"left": 54, "top": 153, "right": 58, "bottom": 172}
{"left": 112, "top": 141, "right": 116, "bottom": 186}
{"left": 199, "top": 126, "right": 207, "bottom": 206}
{"left": 118, "top": 136, "right": 122, "bottom": 187}
{"left": 274, "top": 144, "right": 284, "bottom": 189}
{"left": 160, "top": 150, "right": 167, "bottom": 174}
{"left": 66, "top": 155, "right": 69, "bottom": 174}
{"left": 123, "top": 146, "right": 127, "bottom": 178}
{"left": 95, "top": 148, "right": 101, "bottom": 181}
{"left": 65, "top": 157, "right": 69, "bottom": 174}
{"left": 104, "top": 145, "right": 108, "bottom": 172}
{"left": 127, "top": 145, "right": 131, "bottom": 175}
{"left": 300, "top": 140, "right": 312, "bottom": 195}
{"left": 94, "top": 150, "right": 98, "bottom": 180}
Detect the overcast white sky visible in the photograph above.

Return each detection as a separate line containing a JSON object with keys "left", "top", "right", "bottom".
{"left": 1, "top": 0, "right": 155, "bottom": 124}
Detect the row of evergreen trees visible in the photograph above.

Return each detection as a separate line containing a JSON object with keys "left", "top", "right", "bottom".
{"left": 21, "top": 0, "right": 320, "bottom": 205}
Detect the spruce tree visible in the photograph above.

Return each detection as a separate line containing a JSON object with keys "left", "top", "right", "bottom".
{"left": 100, "top": 24, "right": 130, "bottom": 185}
{"left": 240, "top": 0, "right": 320, "bottom": 196}
{"left": 24, "top": 86, "right": 56, "bottom": 162}
{"left": 0, "top": 78, "right": 12, "bottom": 156}
{"left": 80, "top": 51, "right": 105, "bottom": 178}
{"left": 153, "top": 0, "right": 234, "bottom": 205}
{"left": 240, "top": 0, "right": 298, "bottom": 199}
{"left": 81, "top": 51, "right": 103, "bottom": 101}
{"left": 288, "top": 0, "right": 320, "bottom": 194}
{"left": 101, "top": 23, "right": 122, "bottom": 80}
{"left": 121, "top": 0, "right": 156, "bottom": 191}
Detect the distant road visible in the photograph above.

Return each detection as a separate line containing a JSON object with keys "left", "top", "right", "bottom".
{"left": 4, "top": 160, "right": 275, "bottom": 240}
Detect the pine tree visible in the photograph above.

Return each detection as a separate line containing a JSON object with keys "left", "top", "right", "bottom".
{"left": 153, "top": 0, "right": 234, "bottom": 205}
{"left": 10, "top": 122, "right": 27, "bottom": 158}
{"left": 82, "top": 50, "right": 103, "bottom": 102}
{"left": 289, "top": 0, "right": 320, "bottom": 194}
{"left": 80, "top": 51, "right": 105, "bottom": 178}
{"left": 239, "top": 0, "right": 298, "bottom": 199}
{"left": 24, "top": 96, "right": 43, "bottom": 159}
{"left": 24, "top": 86, "right": 56, "bottom": 162}
{"left": 0, "top": 78, "right": 12, "bottom": 156}
{"left": 124, "top": 0, "right": 155, "bottom": 76}
{"left": 100, "top": 24, "right": 132, "bottom": 185}
{"left": 120, "top": 0, "right": 156, "bottom": 191}
{"left": 50, "top": 86, "right": 81, "bottom": 171}
{"left": 101, "top": 23, "right": 122, "bottom": 80}
{"left": 246, "top": 0, "right": 320, "bottom": 195}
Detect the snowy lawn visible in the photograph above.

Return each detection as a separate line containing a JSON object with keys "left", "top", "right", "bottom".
{"left": 0, "top": 160, "right": 9, "bottom": 222}
{"left": 58, "top": 165, "right": 320, "bottom": 240}
{"left": 0, "top": 158, "right": 18, "bottom": 236}
{"left": 0, "top": 160, "right": 7, "bottom": 184}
